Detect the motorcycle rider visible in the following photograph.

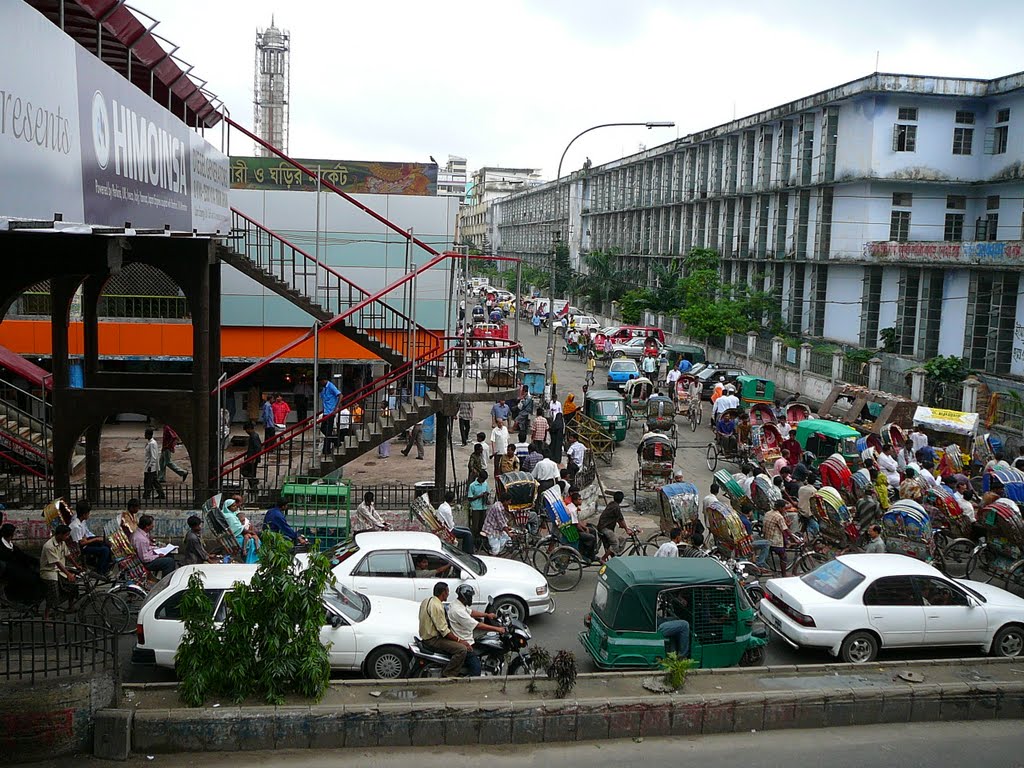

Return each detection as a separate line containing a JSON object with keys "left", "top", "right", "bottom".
{"left": 447, "top": 584, "right": 506, "bottom": 676}
{"left": 417, "top": 582, "right": 467, "bottom": 677}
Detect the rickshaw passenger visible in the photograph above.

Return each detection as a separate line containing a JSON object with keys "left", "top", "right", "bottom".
{"left": 565, "top": 489, "right": 598, "bottom": 562}
{"left": 657, "top": 591, "right": 691, "bottom": 659}
{"left": 717, "top": 385, "right": 739, "bottom": 413}
{"left": 716, "top": 412, "right": 738, "bottom": 455}
{"left": 738, "top": 508, "right": 771, "bottom": 567}
{"left": 735, "top": 412, "right": 752, "bottom": 449}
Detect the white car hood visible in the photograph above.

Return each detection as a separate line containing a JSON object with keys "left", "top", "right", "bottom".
{"left": 474, "top": 555, "right": 546, "bottom": 591}
{"left": 956, "top": 579, "right": 1024, "bottom": 609}
{"left": 356, "top": 594, "right": 422, "bottom": 634}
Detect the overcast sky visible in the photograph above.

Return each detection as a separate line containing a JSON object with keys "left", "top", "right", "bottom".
{"left": 141, "top": 0, "right": 1024, "bottom": 178}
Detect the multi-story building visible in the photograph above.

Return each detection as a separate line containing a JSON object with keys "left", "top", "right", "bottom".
{"left": 459, "top": 167, "right": 544, "bottom": 251}
{"left": 496, "top": 71, "right": 1024, "bottom": 377}
{"left": 437, "top": 155, "right": 468, "bottom": 204}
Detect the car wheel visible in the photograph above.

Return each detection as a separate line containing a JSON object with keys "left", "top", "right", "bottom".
{"left": 614, "top": 351, "right": 626, "bottom": 358}
{"left": 840, "top": 631, "right": 878, "bottom": 664}
{"left": 739, "top": 645, "right": 766, "bottom": 666}
{"left": 365, "top": 646, "right": 410, "bottom": 679}
{"left": 991, "top": 624, "right": 1024, "bottom": 658}
{"left": 492, "top": 595, "right": 527, "bottom": 623}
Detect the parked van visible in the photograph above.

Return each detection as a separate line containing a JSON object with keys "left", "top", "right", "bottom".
{"left": 607, "top": 326, "right": 666, "bottom": 345}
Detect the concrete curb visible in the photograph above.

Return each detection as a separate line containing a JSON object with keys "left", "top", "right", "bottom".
{"left": 100, "top": 661, "right": 1024, "bottom": 756}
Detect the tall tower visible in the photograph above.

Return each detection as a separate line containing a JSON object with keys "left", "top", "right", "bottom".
{"left": 253, "top": 17, "right": 290, "bottom": 155}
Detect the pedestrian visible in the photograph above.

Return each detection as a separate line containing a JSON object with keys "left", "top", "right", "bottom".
{"left": 498, "top": 443, "right": 520, "bottom": 475}
{"left": 319, "top": 375, "right": 341, "bottom": 455}
{"left": 566, "top": 433, "right": 586, "bottom": 483}
{"left": 473, "top": 431, "right": 492, "bottom": 466}
{"left": 402, "top": 422, "right": 425, "bottom": 459}
{"left": 762, "top": 500, "right": 791, "bottom": 576}
{"left": 142, "top": 427, "right": 165, "bottom": 500}
{"left": 490, "top": 418, "right": 510, "bottom": 476}
{"left": 293, "top": 376, "right": 312, "bottom": 422}
{"left": 261, "top": 392, "right": 276, "bottom": 441}
{"left": 468, "top": 442, "right": 487, "bottom": 483}
{"left": 159, "top": 424, "right": 188, "bottom": 483}
{"left": 336, "top": 404, "right": 352, "bottom": 448}
{"left": 532, "top": 312, "right": 542, "bottom": 336}
{"left": 220, "top": 407, "right": 232, "bottom": 453}
{"left": 241, "top": 421, "right": 262, "bottom": 490}
{"left": 130, "top": 514, "right": 177, "bottom": 578}
{"left": 353, "top": 491, "right": 390, "bottom": 533}
{"left": 514, "top": 387, "right": 534, "bottom": 443}
{"left": 181, "top": 515, "right": 217, "bottom": 565}
{"left": 467, "top": 471, "right": 490, "bottom": 536}
{"left": 69, "top": 499, "right": 112, "bottom": 574}
{"left": 436, "top": 490, "right": 475, "bottom": 554}
{"left": 549, "top": 407, "right": 565, "bottom": 464}
{"left": 531, "top": 411, "right": 549, "bottom": 444}
{"left": 458, "top": 400, "right": 474, "bottom": 446}
{"left": 864, "top": 524, "right": 886, "bottom": 553}
{"left": 271, "top": 393, "right": 291, "bottom": 431}
{"left": 655, "top": 528, "right": 683, "bottom": 558}
{"left": 585, "top": 351, "right": 596, "bottom": 386}
{"left": 490, "top": 399, "right": 510, "bottom": 427}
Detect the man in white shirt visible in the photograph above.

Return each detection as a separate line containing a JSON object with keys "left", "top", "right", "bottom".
{"left": 876, "top": 444, "right": 901, "bottom": 486}
{"left": 666, "top": 367, "right": 681, "bottom": 394}
{"left": 353, "top": 490, "right": 390, "bottom": 533}
{"left": 70, "top": 500, "right": 112, "bottom": 573}
{"left": 490, "top": 419, "right": 510, "bottom": 476}
{"left": 447, "top": 584, "right": 504, "bottom": 677}
{"left": 336, "top": 406, "right": 352, "bottom": 444}
{"left": 702, "top": 483, "right": 722, "bottom": 516}
{"left": 908, "top": 428, "right": 929, "bottom": 456}
{"left": 566, "top": 434, "right": 586, "bottom": 483}
{"left": 436, "top": 491, "right": 475, "bottom": 554}
{"left": 655, "top": 527, "right": 683, "bottom": 557}
{"left": 714, "top": 386, "right": 740, "bottom": 418}
{"left": 142, "top": 427, "right": 165, "bottom": 500}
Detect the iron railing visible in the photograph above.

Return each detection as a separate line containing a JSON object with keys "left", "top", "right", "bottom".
{"left": 807, "top": 350, "right": 833, "bottom": 378}
{"left": 10, "top": 292, "right": 188, "bottom": 320}
{"left": 842, "top": 358, "right": 869, "bottom": 387}
{"left": 0, "top": 375, "right": 52, "bottom": 471}
{"left": 0, "top": 476, "right": 196, "bottom": 509}
{"left": 1, "top": 619, "right": 118, "bottom": 683}
{"left": 753, "top": 335, "right": 773, "bottom": 362}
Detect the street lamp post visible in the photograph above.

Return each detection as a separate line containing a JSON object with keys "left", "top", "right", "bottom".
{"left": 543, "top": 121, "right": 674, "bottom": 405}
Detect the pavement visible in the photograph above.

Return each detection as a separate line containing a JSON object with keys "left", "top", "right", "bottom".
{"left": 68, "top": 720, "right": 1024, "bottom": 767}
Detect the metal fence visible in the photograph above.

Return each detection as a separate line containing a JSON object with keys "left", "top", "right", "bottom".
{"left": 926, "top": 385, "right": 964, "bottom": 412}
{"left": 1, "top": 619, "right": 119, "bottom": 683}
{"left": 842, "top": 358, "right": 869, "bottom": 387}
{"left": 989, "top": 393, "right": 1024, "bottom": 431}
{"left": 780, "top": 345, "right": 800, "bottom": 369}
{"left": 0, "top": 476, "right": 198, "bottom": 510}
{"left": 807, "top": 350, "right": 833, "bottom": 378}
{"left": 753, "top": 335, "right": 773, "bottom": 363}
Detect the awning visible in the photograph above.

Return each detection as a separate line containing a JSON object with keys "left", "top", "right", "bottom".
{"left": 913, "top": 406, "right": 979, "bottom": 436}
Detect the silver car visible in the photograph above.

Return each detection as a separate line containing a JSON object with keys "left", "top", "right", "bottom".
{"left": 611, "top": 336, "right": 664, "bottom": 360}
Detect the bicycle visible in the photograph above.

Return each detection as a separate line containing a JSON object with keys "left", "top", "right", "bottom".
{"left": 542, "top": 526, "right": 656, "bottom": 592}
{"left": 0, "top": 568, "right": 130, "bottom": 632}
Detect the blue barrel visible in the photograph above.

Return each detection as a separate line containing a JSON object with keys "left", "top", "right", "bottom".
{"left": 69, "top": 362, "right": 84, "bottom": 389}
{"left": 422, "top": 414, "right": 436, "bottom": 444}
{"left": 414, "top": 382, "right": 427, "bottom": 399}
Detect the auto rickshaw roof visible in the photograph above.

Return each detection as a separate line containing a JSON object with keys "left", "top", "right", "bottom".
{"left": 665, "top": 343, "right": 705, "bottom": 353}
{"left": 585, "top": 389, "right": 626, "bottom": 402}
{"left": 601, "top": 556, "right": 734, "bottom": 590}
{"left": 795, "top": 418, "right": 861, "bottom": 442}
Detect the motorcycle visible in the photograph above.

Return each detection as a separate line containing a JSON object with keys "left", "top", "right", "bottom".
{"left": 408, "top": 601, "right": 537, "bottom": 678}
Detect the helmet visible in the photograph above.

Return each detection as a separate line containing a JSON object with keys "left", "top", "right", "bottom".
{"left": 455, "top": 583, "right": 476, "bottom": 604}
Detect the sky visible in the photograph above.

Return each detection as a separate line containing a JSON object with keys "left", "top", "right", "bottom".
{"left": 137, "top": 0, "right": 1024, "bottom": 179}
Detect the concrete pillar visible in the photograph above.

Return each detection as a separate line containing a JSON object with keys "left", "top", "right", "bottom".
{"left": 832, "top": 350, "right": 844, "bottom": 382}
{"left": 746, "top": 331, "right": 757, "bottom": 358}
{"left": 910, "top": 367, "right": 926, "bottom": 403}
{"left": 868, "top": 358, "right": 882, "bottom": 391}
{"left": 432, "top": 413, "right": 449, "bottom": 505}
{"left": 84, "top": 424, "right": 101, "bottom": 501}
{"left": 962, "top": 376, "right": 981, "bottom": 413}
{"left": 800, "top": 342, "right": 812, "bottom": 373}
{"left": 771, "top": 337, "right": 783, "bottom": 367}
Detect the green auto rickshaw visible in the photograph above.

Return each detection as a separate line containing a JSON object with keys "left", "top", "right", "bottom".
{"left": 794, "top": 418, "right": 861, "bottom": 467}
{"left": 735, "top": 374, "right": 775, "bottom": 408}
{"left": 664, "top": 343, "right": 706, "bottom": 371}
{"left": 579, "top": 557, "right": 767, "bottom": 670}
{"left": 584, "top": 389, "right": 628, "bottom": 443}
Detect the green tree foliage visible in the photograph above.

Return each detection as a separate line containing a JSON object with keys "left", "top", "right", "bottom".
{"left": 552, "top": 241, "right": 572, "bottom": 297}
{"left": 175, "top": 532, "right": 336, "bottom": 706}
{"left": 923, "top": 355, "right": 972, "bottom": 385}
{"left": 618, "top": 289, "right": 652, "bottom": 324}
{"left": 581, "top": 249, "right": 626, "bottom": 309}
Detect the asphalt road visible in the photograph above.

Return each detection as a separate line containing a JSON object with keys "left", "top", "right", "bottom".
{"left": 68, "top": 721, "right": 1024, "bottom": 768}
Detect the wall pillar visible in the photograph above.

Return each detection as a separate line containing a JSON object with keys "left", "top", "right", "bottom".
{"left": 433, "top": 413, "right": 450, "bottom": 505}
{"left": 832, "top": 350, "right": 844, "bottom": 383}
{"left": 799, "top": 342, "right": 812, "bottom": 373}
{"left": 84, "top": 424, "right": 102, "bottom": 501}
{"left": 868, "top": 358, "right": 882, "bottom": 391}
{"left": 910, "top": 367, "right": 926, "bottom": 403}
{"left": 746, "top": 331, "right": 757, "bottom": 359}
{"left": 771, "top": 336, "right": 783, "bottom": 367}
{"left": 962, "top": 376, "right": 981, "bottom": 413}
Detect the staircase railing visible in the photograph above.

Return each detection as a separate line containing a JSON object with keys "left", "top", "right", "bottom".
{"left": 0, "top": 375, "right": 52, "bottom": 471}
{"left": 215, "top": 337, "right": 523, "bottom": 493}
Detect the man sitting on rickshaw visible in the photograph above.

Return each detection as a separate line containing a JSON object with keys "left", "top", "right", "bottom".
{"left": 735, "top": 411, "right": 752, "bottom": 451}
{"left": 716, "top": 410, "right": 739, "bottom": 456}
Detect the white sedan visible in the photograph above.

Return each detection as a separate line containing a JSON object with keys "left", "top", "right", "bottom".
{"left": 132, "top": 565, "right": 420, "bottom": 679}
{"left": 759, "top": 554, "right": 1024, "bottom": 663}
{"left": 321, "top": 531, "right": 554, "bottom": 622}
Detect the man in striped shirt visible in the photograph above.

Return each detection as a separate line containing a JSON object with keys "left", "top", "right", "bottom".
{"left": 458, "top": 401, "right": 474, "bottom": 446}
{"left": 530, "top": 412, "right": 549, "bottom": 444}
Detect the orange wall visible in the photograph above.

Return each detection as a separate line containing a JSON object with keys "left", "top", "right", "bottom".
{"left": 0, "top": 320, "right": 439, "bottom": 361}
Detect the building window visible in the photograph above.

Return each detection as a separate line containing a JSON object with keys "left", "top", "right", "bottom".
{"left": 897, "top": 268, "right": 921, "bottom": 356}
{"left": 952, "top": 127, "right": 973, "bottom": 155}
{"left": 898, "top": 107, "right": 919, "bottom": 121}
{"left": 997, "top": 108, "right": 1011, "bottom": 123}
{"left": 987, "top": 195, "right": 1001, "bottom": 211}
{"left": 955, "top": 110, "right": 975, "bottom": 125}
{"left": 892, "top": 192, "right": 913, "bottom": 207}
{"left": 890, "top": 210, "right": 911, "bottom": 241}
{"left": 859, "top": 266, "right": 883, "bottom": 347}
{"left": 892, "top": 124, "right": 917, "bottom": 152}
{"left": 965, "top": 270, "right": 1018, "bottom": 374}
{"left": 986, "top": 109, "right": 1010, "bottom": 155}
{"left": 946, "top": 194, "right": 966, "bottom": 210}
{"left": 944, "top": 213, "right": 964, "bottom": 241}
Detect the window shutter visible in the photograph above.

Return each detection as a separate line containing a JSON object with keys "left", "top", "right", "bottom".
{"left": 892, "top": 124, "right": 900, "bottom": 152}
{"left": 984, "top": 127, "right": 996, "bottom": 154}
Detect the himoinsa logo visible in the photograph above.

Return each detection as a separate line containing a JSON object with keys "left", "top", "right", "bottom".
{"left": 108, "top": 99, "right": 187, "bottom": 194}
{"left": 91, "top": 90, "right": 110, "bottom": 169}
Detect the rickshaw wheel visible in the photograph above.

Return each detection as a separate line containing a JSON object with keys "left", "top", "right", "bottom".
{"left": 939, "top": 538, "right": 976, "bottom": 578}
{"left": 689, "top": 406, "right": 699, "bottom": 432}
{"left": 705, "top": 444, "right": 719, "bottom": 472}
{"left": 739, "top": 645, "right": 766, "bottom": 667}
{"left": 966, "top": 546, "right": 997, "bottom": 583}
{"left": 794, "top": 551, "right": 829, "bottom": 575}
{"left": 1004, "top": 560, "right": 1024, "bottom": 592}
{"left": 544, "top": 547, "right": 583, "bottom": 592}
{"left": 646, "top": 531, "right": 670, "bottom": 547}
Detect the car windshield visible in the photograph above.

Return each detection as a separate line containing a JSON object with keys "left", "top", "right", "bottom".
{"left": 610, "top": 361, "right": 638, "bottom": 373}
{"left": 594, "top": 400, "right": 624, "bottom": 416}
{"left": 800, "top": 559, "right": 866, "bottom": 599}
{"left": 442, "top": 541, "right": 485, "bottom": 575}
{"left": 325, "top": 583, "right": 370, "bottom": 622}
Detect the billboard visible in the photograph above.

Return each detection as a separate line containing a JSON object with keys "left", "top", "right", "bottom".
{"left": 230, "top": 156, "right": 438, "bottom": 196}
{"left": 0, "top": 2, "right": 229, "bottom": 232}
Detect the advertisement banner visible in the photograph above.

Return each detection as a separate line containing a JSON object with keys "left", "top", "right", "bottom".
{"left": 230, "top": 155, "right": 438, "bottom": 196}
{"left": 866, "top": 240, "right": 1024, "bottom": 266}
{"left": 0, "top": 2, "right": 229, "bottom": 232}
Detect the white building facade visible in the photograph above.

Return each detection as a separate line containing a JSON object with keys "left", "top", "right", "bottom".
{"left": 459, "top": 167, "right": 544, "bottom": 251}
{"left": 495, "top": 71, "right": 1024, "bottom": 377}
{"left": 437, "top": 155, "right": 468, "bottom": 204}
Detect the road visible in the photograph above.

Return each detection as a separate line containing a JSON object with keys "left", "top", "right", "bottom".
{"left": 72, "top": 721, "right": 1024, "bottom": 767}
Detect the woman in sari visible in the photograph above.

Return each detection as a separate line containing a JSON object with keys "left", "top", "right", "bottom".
{"left": 222, "top": 497, "right": 259, "bottom": 563}
{"left": 563, "top": 393, "right": 579, "bottom": 427}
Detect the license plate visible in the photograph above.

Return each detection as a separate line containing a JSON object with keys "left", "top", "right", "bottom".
{"left": 770, "top": 614, "right": 782, "bottom": 630}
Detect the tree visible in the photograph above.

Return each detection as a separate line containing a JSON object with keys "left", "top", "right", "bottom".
{"left": 923, "top": 355, "right": 972, "bottom": 404}
{"left": 552, "top": 241, "right": 572, "bottom": 297}
{"left": 581, "top": 249, "right": 625, "bottom": 310}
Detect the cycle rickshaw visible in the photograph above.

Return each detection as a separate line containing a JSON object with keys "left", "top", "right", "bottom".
{"left": 675, "top": 373, "right": 702, "bottom": 432}
{"left": 965, "top": 497, "right": 1024, "bottom": 591}
{"left": 624, "top": 376, "right": 655, "bottom": 425}
{"left": 799, "top": 486, "right": 862, "bottom": 573}
{"left": 881, "top": 499, "right": 935, "bottom": 563}
{"left": 706, "top": 408, "right": 754, "bottom": 472}
{"left": 704, "top": 500, "right": 755, "bottom": 560}
{"left": 713, "top": 468, "right": 755, "bottom": 516}
{"left": 633, "top": 432, "right": 676, "bottom": 503}
{"left": 645, "top": 393, "right": 677, "bottom": 445}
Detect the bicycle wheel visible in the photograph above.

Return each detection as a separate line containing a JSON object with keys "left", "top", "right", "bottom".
{"left": 530, "top": 536, "right": 557, "bottom": 571}
{"left": 78, "top": 592, "right": 130, "bottom": 633}
{"left": 109, "top": 584, "right": 148, "bottom": 633}
{"left": 794, "top": 551, "right": 829, "bottom": 575}
{"left": 646, "top": 531, "right": 670, "bottom": 547}
{"left": 939, "top": 538, "right": 976, "bottom": 578}
{"left": 544, "top": 546, "right": 583, "bottom": 592}
{"left": 624, "top": 538, "right": 656, "bottom": 556}
{"left": 705, "top": 443, "right": 719, "bottom": 472}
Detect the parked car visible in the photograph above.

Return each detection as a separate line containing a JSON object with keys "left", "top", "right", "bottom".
{"left": 132, "top": 565, "right": 420, "bottom": 679}
{"left": 759, "top": 554, "right": 1024, "bottom": 664}
{"left": 316, "top": 531, "right": 554, "bottom": 622}
{"left": 695, "top": 365, "right": 748, "bottom": 399}
{"left": 570, "top": 314, "right": 602, "bottom": 334}
{"left": 612, "top": 336, "right": 665, "bottom": 360}
{"left": 607, "top": 326, "right": 667, "bottom": 345}
{"left": 607, "top": 358, "right": 641, "bottom": 391}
